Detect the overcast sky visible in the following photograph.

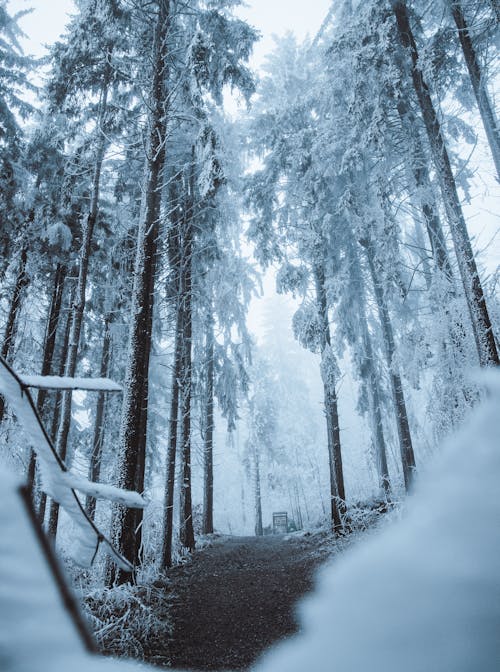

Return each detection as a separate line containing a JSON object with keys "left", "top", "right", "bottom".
{"left": 9, "top": 0, "right": 332, "bottom": 65}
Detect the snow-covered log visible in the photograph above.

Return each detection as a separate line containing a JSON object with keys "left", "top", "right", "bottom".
{"left": 0, "top": 355, "right": 146, "bottom": 570}
{"left": 19, "top": 374, "right": 122, "bottom": 392}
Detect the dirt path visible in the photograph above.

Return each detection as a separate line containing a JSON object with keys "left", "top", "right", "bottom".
{"left": 151, "top": 534, "right": 332, "bottom": 670}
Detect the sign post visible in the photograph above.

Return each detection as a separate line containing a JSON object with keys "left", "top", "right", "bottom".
{"left": 272, "top": 511, "right": 288, "bottom": 534}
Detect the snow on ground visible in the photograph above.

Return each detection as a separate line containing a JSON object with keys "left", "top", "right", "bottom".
{"left": 0, "top": 467, "right": 152, "bottom": 672}
{"left": 1, "top": 372, "right": 499, "bottom": 671}
{"left": 0, "top": 467, "right": 85, "bottom": 671}
{"left": 253, "top": 372, "right": 500, "bottom": 672}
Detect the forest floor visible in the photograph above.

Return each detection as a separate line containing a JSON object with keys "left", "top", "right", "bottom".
{"left": 145, "top": 531, "right": 336, "bottom": 670}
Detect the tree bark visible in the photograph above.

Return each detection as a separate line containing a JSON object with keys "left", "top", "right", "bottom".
{"left": 360, "top": 305, "right": 391, "bottom": 496}
{"left": 85, "top": 313, "right": 112, "bottom": 522}
{"left": 253, "top": 443, "right": 263, "bottom": 536}
{"left": 393, "top": 0, "right": 499, "bottom": 367}
{"left": 348, "top": 235, "right": 391, "bottom": 496}
{"left": 362, "top": 239, "right": 417, "bottom": 491}
{"left": 161, "top": 184, "right": 183, "bottom": 570}
{"left": 178, "top": 164, "right": 195, "bottom": 553}
{"left": 45, "top": 283, "right": 75, "bottom": 532}
{"left": 49, "top": 82, "right": 110, "bottom": 540}
{"left": 313, "top": 261, "right": 345, "bottom": 532}
{"left": 161, "top": 311, "right": 181, "bottom": 569}
{"left": 0, "top": 246, "right": 29, "bottom": 425}
{"left": 27, "top": 263, "right": 66, "bottom": 503}
{"left": 202, "top": 315, "right": 215, "bottom": 535}
{"left": 450, "top": 0, "right": 500, "bottom": 182}
{"left": 109, "top": 0, "right": 171, "bottom": 585}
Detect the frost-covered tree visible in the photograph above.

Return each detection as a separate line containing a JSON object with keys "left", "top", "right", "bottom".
{"left": 0, "top": 2, "right": 35, "bottom": 424}
{"left": 246, "top": 36, "right": 350, "bottom": 530}
{"left": 0, "top": 1, "right": 34, "bottom": 264}
{"left": 40, "top": 0, "right": 133, "bottom": 539}
{"left": 244, "top": 356, "right": 279, "bottom": 536}
{"left": 110, "top": 0, "right": 257, "bottom": 581}
{"left": 392, "top": 0, "right": 498, "bottom": 367}
{"left": 448, "top": 0, "right": 500, "bottom": 180}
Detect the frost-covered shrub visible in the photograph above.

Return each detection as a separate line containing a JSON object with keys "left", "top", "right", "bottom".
{"left": 344, "top": 499, "right": 395, "bottom": 532}
{"left": 84, "top": 582, "right": 173, "bottom": 662}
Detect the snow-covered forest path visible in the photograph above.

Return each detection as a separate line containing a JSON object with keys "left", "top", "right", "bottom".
{"left": 155, "top": 534, "right": 332, "bottom": 670}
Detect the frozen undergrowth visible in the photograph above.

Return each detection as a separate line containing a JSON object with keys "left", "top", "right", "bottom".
{"left": 84, "top": 582, "right": 173, "bottom": 663}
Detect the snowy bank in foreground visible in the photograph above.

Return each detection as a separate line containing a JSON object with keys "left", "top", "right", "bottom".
{"left": 253, "top": 372, "right": 500, "bottom": 672}
{"left": 0, "top": 467, "right": 148, "bottom": 672}
{"left": 1, "top": 374, "right": 499, "bottom": 671}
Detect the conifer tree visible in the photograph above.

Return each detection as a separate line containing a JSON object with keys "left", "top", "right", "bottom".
{"left": 392, "top": 0, "right": 499, "bottom": 367}
{"left": 44, "top": 0, "right": 133, "bottom": 537}
{"left": 448, "top": 0, "right": 500, "bottom": 180}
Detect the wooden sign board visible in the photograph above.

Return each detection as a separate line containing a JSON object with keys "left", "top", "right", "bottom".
{"left": 273, "top": 512, "right": 288, "bottom": 534}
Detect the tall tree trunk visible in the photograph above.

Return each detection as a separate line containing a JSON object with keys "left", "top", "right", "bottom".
{"left": 109, "top": 0, "right": 170, "bottom": 585}
{"left": 85, "top": 313, "right": 112, "bottom": 522}
{"left": 293, "top": 482, "right": 303, "bottom": 529}
{"left": 49, "top": 83, "right": 110, "bottom": 540}
{"left": 450, "top": 0, "right": 500, "bottom": 181}
{"left": 313, "top": 261, "right": 345, "bottom": 533}
{"left": 161, "top": 311, "right": 182, "bottom": 569}
{"left": 349, "top": 235, "right": 391, "bottom": 496}
{"left": 161, "top": 184, "right": 183, "bottom": 570}
{"left": 253, "top": 443, "right": 263, "bottom": 536}
{"left": 393, "top": 1, "right": 499, "bottom": 367}
{"left": 178, "top": 167, "right": 195, "bottom": 553}
{"left": 0, "top": 246, "right": 28, "bottom": 425}
{"left": 397, "top": 100, "right": 453, "bottom": 281}
{"left": 202, "top": 315, "right": 215, "bottom": 535}
{"left": 360, "top": 310, "right": 391, "bottom": 497}
{"left": 362, "top": 239, "right": 417, "bottom": 491}
{"left": 27, "top": 263, "right": 66, "bottom": 503}
{"left": 45, "top": 283, "right": 75, "bottom": 532}
{"left": 397, "top": 102, "right": 473, "bottom": 403}
{"left": 132, "top": 239, "right": 158, "bottom": 566}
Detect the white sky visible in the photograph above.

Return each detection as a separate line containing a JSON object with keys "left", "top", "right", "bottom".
{"left": 8, "top": 0, "right": 499, "bottom": 299}
{"left": 7, "top": 0, "right": 334, "bottom": 331}
{"left": 9, "top": 0, "right": 332, "bottom": 61}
